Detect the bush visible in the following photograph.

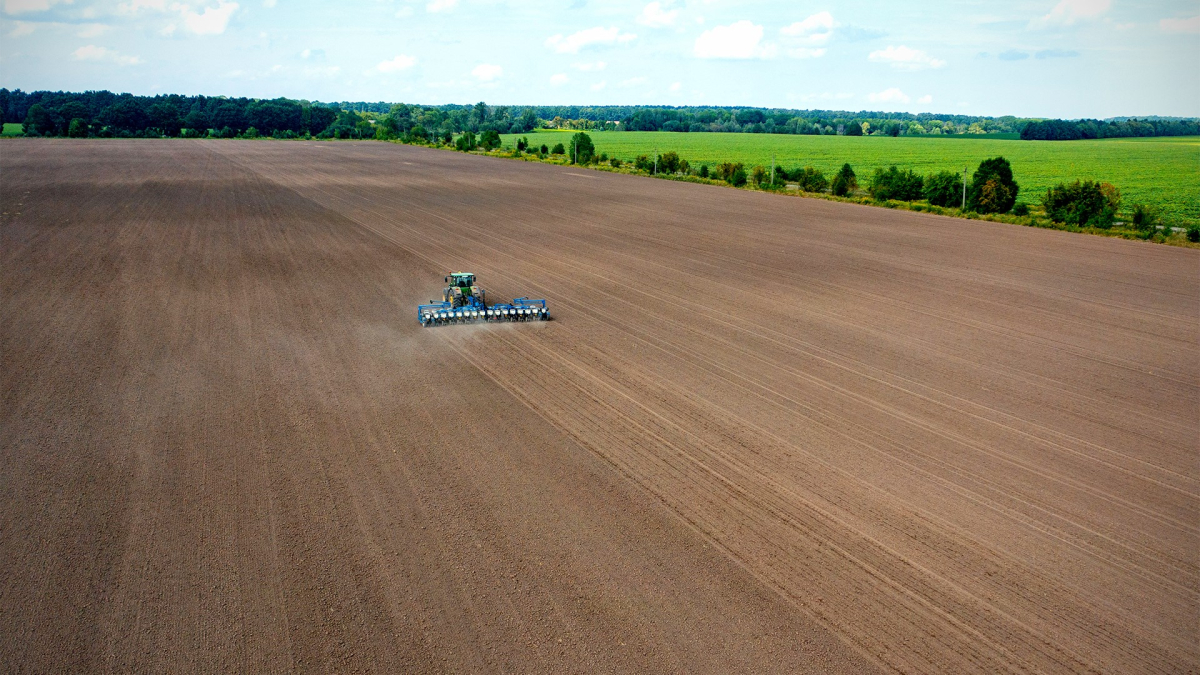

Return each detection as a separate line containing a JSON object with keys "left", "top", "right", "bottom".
{"left": 924, "top": 170, "right": 963, "bottom": 207}
{"left": 455, "top": 131, "right": 478, "bottom": 151}
{"left": 598, "top": 152, "right": 608, "bottom": 162}
{"left": 540, "top": 144, "right": 549, "bottom": 154}
{"left": 658, "top": 150, "right": 681, "bottom": 174}
{"left": 550, "top": 142, "right": 565, "bottom": 155}
{"left": 1042, "top": 179, "right": 1120, "bottom": 228}
{"left": 1012, "top": 203, "right": 1030, "bottom": 216}
{"left": 713, "top": 162, "right": 744, "bottom": 183}
{"left": 1187, "top": 225, "right": 1200, "bottom": 243}
{"left": 699, "top": 165, "right": 709, "bottom": 178}
{"left": 751, "top": 165, "right": 768, "bottom": 186}
{"left": 67, "top": 118, "right": 87, "bottom": 138}
{"left": 868, "top": 165, "right": 924, "bottom": 201}
{"left": 967, "top": 157, "right": 1019, "bottom": 213}
{"left": 634, "top": 154, "right": 652, "bottom": 172}
{"left": 831, "top": 163, "right": 857, "bottom": 196}
{"left": 1130, "top": 203, "right": 1161, "bottom": 232}
{"left": 516, "top": 136, "right": 528, "bottom": 151}
{"left": 793, "top": 167, "right": 828, "bottom": 193}
{"left": 730, "top": 167, "right": 748, "bottom": 187}
{"left": 609, "top": 157, "right": 623, "bottom": 168}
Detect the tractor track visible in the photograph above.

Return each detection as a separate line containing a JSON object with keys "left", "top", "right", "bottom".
{"left": 2, "top": 139, "right": 1197, "bottom": 673}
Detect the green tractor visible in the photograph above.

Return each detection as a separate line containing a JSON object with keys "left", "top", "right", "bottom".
{"left": 443, "top": 272, "right": 485, "bottom": 308}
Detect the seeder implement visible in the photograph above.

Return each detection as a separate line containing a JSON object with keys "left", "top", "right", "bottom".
{"left": 417, "top": 273, "right": 549, "bottom": 327}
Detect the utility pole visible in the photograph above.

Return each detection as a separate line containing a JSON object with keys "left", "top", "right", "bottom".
{"left": 962, "top": 166, "right": 968, "bottom": 210}
{"left": 771, "top": 154, "right": 776, "bottom": 187}
{"left": 653, "top": 147, "right": 657, "bottom": 175}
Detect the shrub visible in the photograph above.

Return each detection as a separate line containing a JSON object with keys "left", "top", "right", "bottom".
{"left": 967, "top": 157, "right": 1019, "bottom": 213}
{"left": 550, "top": 142, "right": 565, "bottom": 155}
{"left": 1130, "top": 203, "right": 1160, "bottom": 232}
{"left": 634, "top": 154, "right": 652, "bottom": 172}
{"left": 1187, "top": 225, "right": 1200, "bottom": 243}
{"left": 924, "top": 170, "right": 964, "bottom": 207}
{"left": 242, "top": 126, "right": 260, "bottom": 138}
{"left": 540, "top": 144, "right": 549, "bottom": 154}
{"left": 609, "top": 157, "right": 623, "bottom": 168}
{"left": 455, "top": 131, "right": 478, "bottom": 151}
{"left": 868, "top": 165, "right": 924, "bottom": 201}
{"left": 658, "top": 150, "right": 681, "bottom": 174}
{"left": 750, "top": 165, "right": 768, "bottom": 186}
{"left": 1042, "top": 179, "right": 1120, "bottom": 228}
{"left": 598, "top": 152, "right": 608, "bottom": 162}
{"left": 516, "top": 136, "right": 528, "bottom": 151}
{"left": 730, "top": 167, "right": 748, "bottom": 186}
{"left": 793, "top": 167, "right": 828, "bottom": 193}
{"left": 713, "top": 162, "right": 744, "bottom": 183}
{"left": 831, "top": 163, "right": 857, "bottom": 196}
{"left": 679, "top": 159, "right": 690, "bottom": 175}
{"left": 67, "top": 118, "right": 87, "bottom": 138}
{"left": 699, "top": 164, "right": 709, "bottom": 178}
{"left": 1012, "top": 203, "right": 1029, "bottom": 216}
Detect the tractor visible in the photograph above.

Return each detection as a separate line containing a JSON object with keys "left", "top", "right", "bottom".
{"left": 418, "top": 272, "right": 550, "bottom": 326}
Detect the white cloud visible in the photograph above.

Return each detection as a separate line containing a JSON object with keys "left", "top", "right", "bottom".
{"left": 619, "top": 76, "right": 647, "bottom": 86}
{"left": 799, "top": 91, "right": 853, "bottom": 102}
{"left": 668, "top": 81, "right": 681, "bottom": 92}
{"left": 867, "top": 87, "right": 910, "bottom": 104}
{"left": 303, "top": 65, "right": 340, "bottom": 77}
{"left": 5, "top": 0, "right": 71, "bottom": 14}
{"left": 117, "top": 0, "right": 166, "bottom": 13}
{"left": 637, "top": 1, "right": 677, "bottom": 28}
{"left": 1029, "top": 0, "right": 1111, "bottom": 29}
{"left": 395, "top": 5, "right": 413, "bottom": 17}
{"left": 426, "top": 0, "right": 456, "bottom": 12}
{"left": 573, "top": 60, "right": 606, "bottom": 71}
{"left": 263, "top": 0, "right": 274, "bottom": 6}
{"left": 171, "top": 1, "right": 239, "bottom": 35}
{"left": 550, "top": 73, "right": 569, "bottom": 85}
{"left": 472, "top": 63, "right": 502, "bottom": 81}
{"left": 9, "top": 21, "right": 35, "bottom": 35}
{"left": 917, "top": 94, "right": 932, "bottom": 104}
{"left": 159, "top": 22, "right": 175, "bottom": 35}
{"left": 77, "top": 23, "right": 108, "bottom": 37}
{"left": 377, "top": 54, "right": 416, "bottom": 72}
{"left": 868, "top": 45, "right": 945, "bottom": 70}
{"left": 781, "top": 11, "right": 835, "bottom": 44}
{"left": 72, "top": 44, "right": 142, "bottom": 66}
{"left": 590, "top": 80, "right": 606, "bottom": 91}
{"left": 694, "top": 20, "right": 773, "bottom": 59}
{"left": 545, "top": 26, "right": 636, "bottom": 54}
{"left": 1160, "top": 15, "right": 1199, "bottom": 33}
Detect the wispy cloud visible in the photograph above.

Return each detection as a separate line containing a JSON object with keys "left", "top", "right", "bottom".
{"left": 9, "top": 20, "right": 35, "bottom": 36}
{"left": 998, "top": 49, "right": 1029, "bottom": 60}
{"left": 1034, "top": 48, "right": 1079, "bottom": 58}
{"left": 780, "top": 11, "right": 835, "bottom": 45}
{"left": 917, "top": 94, "right": 933, "bottom": 104}
{"left": 1160, "top": 15, "right": 1199, "bottom": 33}
{"left": 73, "top": 44, "right": 143, "bottom": 66}
{"left": 426, "top": 0, "right": 456, "bottom": 13}
{"left": 1029, "top": 0, "right": 1111, "bottom": 29}
{"left": 868, "top": 45, "right": 945, "bottom": 70}
{"left": 573, "top": 60, "right": 606, "bottom": 71}
{"left": 867, "top": 87, "right": 910, "bottom": 104}
{"left": 5, "top": 0, "right": 70, "bottom": 14}
{"left": 549, "top": 73, "right": 569, "bottom": 85}
{"left": 376, "top": 54, "right": 416, "bottom": 72}
{"left": 636, "top": 1, "right": 677, "bottom": 28}
{"left": 545, "top": 26, "right": 636, "bottom": 53}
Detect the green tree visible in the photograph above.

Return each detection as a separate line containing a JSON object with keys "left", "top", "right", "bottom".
{"left": 1130, "top": 204, "right": 1161, "bottom": 233}
{"left": 844, "top": 122, "right": 863, "bottom": 136}
{"left": 480, "top": 129, "right": 502, "bottom": 150}
{"left": 750, "top": 165, "right": 768, "bottom": 186}
{"left": 793, "top": 167, "right": 828, "bottom": 192}
{"left": 23, "top": 103, "right": 56, "bottom": 135}
{"left": 569, "top": 132, "right": 595, "bottom": 163}
{"left": 550, "top": 142, "right": 565, "bottom": 155}
{"left": 967, "top": 157, "right": 1018, "bottom": 213}
{"left": 729, "top": 167, "right": 748, "bottom": 186}
{"left": 831, "top": 163, "right": 857, "bottom": 196}
{"left": 923, "top": 170, "right": 964, "bottom": 207}
{"left": 67, "top": 118, "right": 87, "bottom": 138}
{"left": 869, "top": 166, "right": 924, "bottom": 201}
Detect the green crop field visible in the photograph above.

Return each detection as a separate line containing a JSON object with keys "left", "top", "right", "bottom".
{"left": 502, "top": 130, "right": 1200, "bottom": 226}
{"left": 2, "top": 123, "right": 24, "bottom": 136}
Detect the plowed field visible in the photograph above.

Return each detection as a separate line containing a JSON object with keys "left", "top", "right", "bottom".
{"left": 2, "top": 139, "right": 1197, "bottom": 673}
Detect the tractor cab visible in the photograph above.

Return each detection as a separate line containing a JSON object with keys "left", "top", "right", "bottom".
{"left": 446, "top": 272, "right": 476, "bottom": 287}
{"left": 443, "top": 272, "right": 483, "bottom": 308}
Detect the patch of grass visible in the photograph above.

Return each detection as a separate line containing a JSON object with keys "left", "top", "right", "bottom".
{"left": 2, "top": 123, "right": 24, "bottom": 137}
{"left": 501, "top": 131, "right": 1200, "bottom": 226}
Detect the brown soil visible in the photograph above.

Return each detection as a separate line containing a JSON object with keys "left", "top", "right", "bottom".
{"left": 2, "top": 139, "right": 1196, "bottom": 673}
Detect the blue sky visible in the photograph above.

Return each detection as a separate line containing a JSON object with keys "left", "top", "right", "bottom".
{"left": 1, "top": 0, "right": 1197, "bottom": 118}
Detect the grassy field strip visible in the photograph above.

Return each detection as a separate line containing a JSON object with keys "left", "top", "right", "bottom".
{"left": 502, "top": 131, "right": 1200, "bottom": 226}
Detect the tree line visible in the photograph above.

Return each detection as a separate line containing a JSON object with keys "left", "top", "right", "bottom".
{"left": 1019, "top": 117, "right": 1199, "bottom": 140}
